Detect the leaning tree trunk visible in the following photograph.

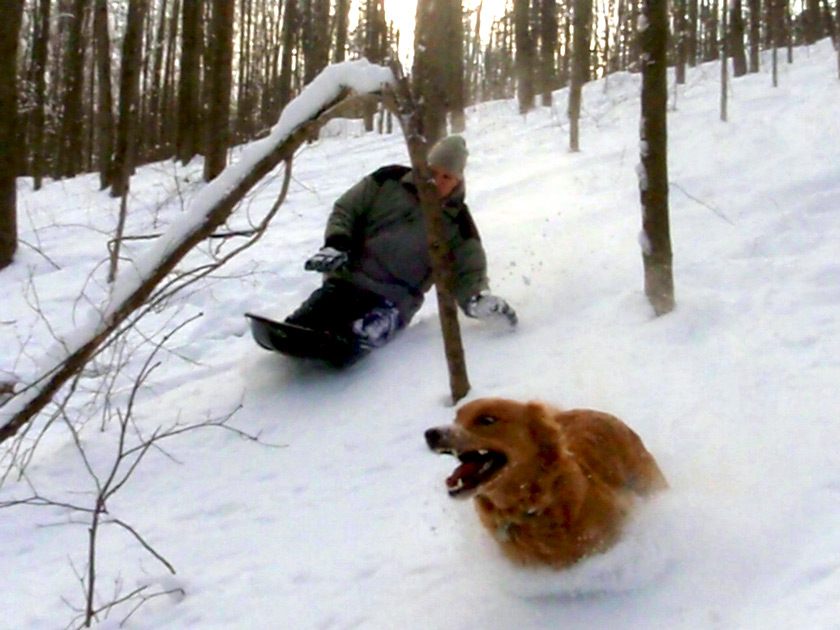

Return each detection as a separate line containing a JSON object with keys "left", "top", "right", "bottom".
{"left": 387, "top": 62, "right": 471, "bottom": 403}
{"left": 0, "top": 62, "right": 395, "bottom": 445}
{"left": 0, "top": 0, "right": 24, "bottom": 270}
{"left": 638, "top": 0, "right": 675, "bottom": 316}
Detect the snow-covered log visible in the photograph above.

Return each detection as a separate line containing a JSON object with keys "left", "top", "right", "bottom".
{"left": 0, "top": 60, "right": 394, "bottom": 444}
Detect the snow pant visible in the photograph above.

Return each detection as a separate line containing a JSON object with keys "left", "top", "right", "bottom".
{"left": 285, "top": 279, "right": 403, "bottom": 354}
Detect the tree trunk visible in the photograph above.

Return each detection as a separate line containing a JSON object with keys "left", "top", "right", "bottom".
{"left": 388, "top": 64, "right": 471, "bottom": 403}
{"left": 805, "top": 0, "right": 823, "bottom": 43}
{"left": 729, "top": 0, "right": 748, "bottom": 77}
{"left": 446, "top": 0, "right": 466, "bottom": 132}
{"left": 93, "top": 0, "right": 115, "bottom": 190}
{"left": 687, "top": 0, "right": 699, "bottom": 66}
{"left": 334, "top": 0, "right": 351, "bottom": 62}
{"left": 278, "top": 0, "right": 298, "bottom": 112}
{"left": 638, "top": 0, "right": 674, "bottom": 316}
{"left": 675, "top": 0, "right": 688, "bottom": 84}
{"left": 303, "top": 0, "right": 330, "bottom": 85}
{"left": 414, "top": 0, "right": 448, "bottom": 144}
{"left": 720, "top": 0, "right": 728, "bottom": 121}
{"left": 177, "top": 0, "right": 202, "bottom": 164}
{"left": 111, "top": 0, "right": 148, "bottom": 197}
{"left": 0, "top": 0, "right": 24, "bottom": 270}
{"left": 59, "top": 0, "right": 89, "bottom": 178}
{"left": 748, "top": 0, "right": 760, "bottom": 72}
{"left": 513, "top": 0, "right": 535, "bottom": 113}
{"left": 27, "top": 0, "right": 51, "bottom": 191}
{"left": 539, "top": 0, "right": 558, "bottom": 105}
{"left": 203, "top": 0, "right": 235, "bottom": 182}
{"left": 568, "top": 0, "right": 593, "bottom": 151}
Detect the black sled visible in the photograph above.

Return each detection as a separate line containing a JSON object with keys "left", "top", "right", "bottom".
{"left": 245, "top": 313, "right": 363, "bottom": 367}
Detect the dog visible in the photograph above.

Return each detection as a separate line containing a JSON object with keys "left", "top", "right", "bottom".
{"left": 425, "top": 398, "right": 668, "bottom": 569}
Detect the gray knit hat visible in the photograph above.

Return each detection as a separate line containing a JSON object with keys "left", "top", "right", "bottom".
{"left": 428, "top": 135, "right": 469, "bottom": 179}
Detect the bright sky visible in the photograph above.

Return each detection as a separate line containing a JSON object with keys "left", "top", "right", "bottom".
{"left": 383, "top": 0, "right": 509, "bottom": 59}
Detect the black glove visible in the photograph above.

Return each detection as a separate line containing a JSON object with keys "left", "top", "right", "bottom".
{"left": 304, "top": 246, "right": 349, "bottom": 272}
{"left": 465, "top": 291, "right": 518, "bottom": 326}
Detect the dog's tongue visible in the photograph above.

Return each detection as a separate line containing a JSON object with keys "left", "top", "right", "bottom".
{"left": 446, "top": 461, "right": 481, "bottom": 495}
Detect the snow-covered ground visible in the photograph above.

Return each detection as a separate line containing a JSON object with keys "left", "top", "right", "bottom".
{"left": 2, "top": 41, "right": 839, "bottom": 629}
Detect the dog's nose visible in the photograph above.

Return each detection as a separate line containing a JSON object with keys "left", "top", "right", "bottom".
{"left": 425, "top": 428, "right": 442, "bottom": 448}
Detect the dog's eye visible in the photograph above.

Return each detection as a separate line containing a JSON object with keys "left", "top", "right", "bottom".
{"left": 476, "top": 415, "right": 497, "bottom": 427}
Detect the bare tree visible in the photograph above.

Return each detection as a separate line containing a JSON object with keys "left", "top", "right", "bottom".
{"left": 539, "top": 0, "right": 558, "bottom": 105}
{"left": 203, "top": 0, "right": 235, "bottom": 181}
{"left": 513, "top": 0, "right": 535, "bottom": 113}
{"left": 386, "top": 62, "right": 471, "bottom": 402}
{"left": 748, "top": 0, "right": 761, "bottom": 72}
{"left": 26, "top": 0, "right": 51, "bottom": 191}
{"left": 0, "top": 0, "right": 24, "bottom": 270}
{"left": 720, "top": 0, "right": 729, "bottom": 121}
{"left": 58, "top": 0, "right": 89, "bottom": 179}
{"left": 638, "top": 0, "right": 675, "bottom": 316}
{"left": 729, "top": 0, "right": 748, "bottom": 77}
{"left": 111, "top": 0, "right": 149, "bottom": 197}
{"left": 675, "top": 0, "right": 688, "bottom": 84}
{"left": 568, "top": 0, "right": 593, "bottom": 151}
{"left": 414, "top": 0, "right": 449, "bottom": 144}
{"left": 93, "top": 0, "right": 115, "bottom": 190}
{"left": 334, "top": 0, "right": 352, "bottom": 62}
{"left": 176, "top": 0, "right": 203, "bottom": 164}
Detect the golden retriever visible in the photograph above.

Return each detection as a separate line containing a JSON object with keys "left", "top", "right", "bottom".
{"left": 425, "top": 398, "right": 668, "bottom": 569}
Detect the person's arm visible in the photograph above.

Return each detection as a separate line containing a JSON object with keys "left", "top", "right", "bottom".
{"left": 305, "top": 175, "right": 377, "bottom": 272}
{"left": 450, "top": 205, "right": 517, "bottom": 326}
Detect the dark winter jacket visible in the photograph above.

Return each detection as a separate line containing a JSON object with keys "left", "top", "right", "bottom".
{"left": 322, "top": 165, "right": 489, "bottom": 324}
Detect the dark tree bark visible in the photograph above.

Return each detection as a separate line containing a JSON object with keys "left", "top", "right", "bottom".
{"left": 729, "top": 0, "right": 748, "bottom": 77}
{"left": 334, "top": 0, "right": 351, "bottom": 62}
{"left": 93, "top": 0, "right": 115, "bottom": 190}
{"left": 203, "top": 0, "right": 235, "bottom": 182}
{"left": 804, "top": 0, "right": 823, "bottom": 43}
{"left": 687, "top": 0, "right": 699, "bottom": 66}
{"left": 177, "top": 0, "right": 202, "bottom": 164}
{"left": 675, "top": 0, "right": 688, "bottom": 84}
{"left": 27, "top": 0, "right": 51, "bottom": 191}
{"left": 539, "top": 0, "right": 558, "bottom": 105}
{"left": 0, "top": 0, "right": 24, "bottom": 270}
{"left": 568, "top": 0, "right": 593, "bottom": 151}
{"left": 446, "top": 0, "right": 466, "bottom": 132}
{"left": 513, "top": 0, "right": 535, "bottom": 113}
{"left": 278, "top": 0, "right": 299, "bottom": 112}
{"left": 414, "top": 0, "right": 448, "bottom": 144}
{"left": 111, "top": 0, "right": 148, "bottom": 197}
{"left": 748, "top": 0, "right": 761, "bottom": 72}
{"left": 303, "top": 0, "right": 330, "bottom": 85}
{"left": 638, "top": 0, "right": 674, "bottom": 316}
{"left": 59, "top": 0, "right": 89, "bottom": 178}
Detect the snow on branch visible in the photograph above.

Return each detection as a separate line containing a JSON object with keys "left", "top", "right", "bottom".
{"left": 0, "top": 59, "right": 394, "bottom": 443}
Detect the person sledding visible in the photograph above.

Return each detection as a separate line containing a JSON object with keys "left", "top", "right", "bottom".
{"left": 249, "top": 135, "right": 517, "bottom": 365}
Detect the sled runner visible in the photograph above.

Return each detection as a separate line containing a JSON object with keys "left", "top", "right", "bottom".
{"left": 245, "top": 314, "right": 362, "bottom": 366}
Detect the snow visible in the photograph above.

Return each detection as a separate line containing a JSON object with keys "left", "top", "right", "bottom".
{"left": 2, "top": 40, "right": 840, "bottom": 629}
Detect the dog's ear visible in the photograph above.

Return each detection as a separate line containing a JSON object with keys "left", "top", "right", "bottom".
{"left": 525, "top": 402, "right": 560, "bottom": 468}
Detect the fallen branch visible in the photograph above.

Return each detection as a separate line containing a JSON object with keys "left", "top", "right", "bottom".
{"left": 0, "top": 60, "right": 394, "bottom": 445}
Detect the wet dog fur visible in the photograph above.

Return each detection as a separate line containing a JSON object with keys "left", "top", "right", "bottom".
{"left": 425, "top": 398, "right": 668, "bottom": 569}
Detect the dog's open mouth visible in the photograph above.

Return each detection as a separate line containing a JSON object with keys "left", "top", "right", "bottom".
{"left": 443, "top": 449, "right": 507, "bottom": 497}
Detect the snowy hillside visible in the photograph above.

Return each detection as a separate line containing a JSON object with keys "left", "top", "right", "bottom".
{"left": 2, "top": 40, "right": 839, "bottom": 629}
